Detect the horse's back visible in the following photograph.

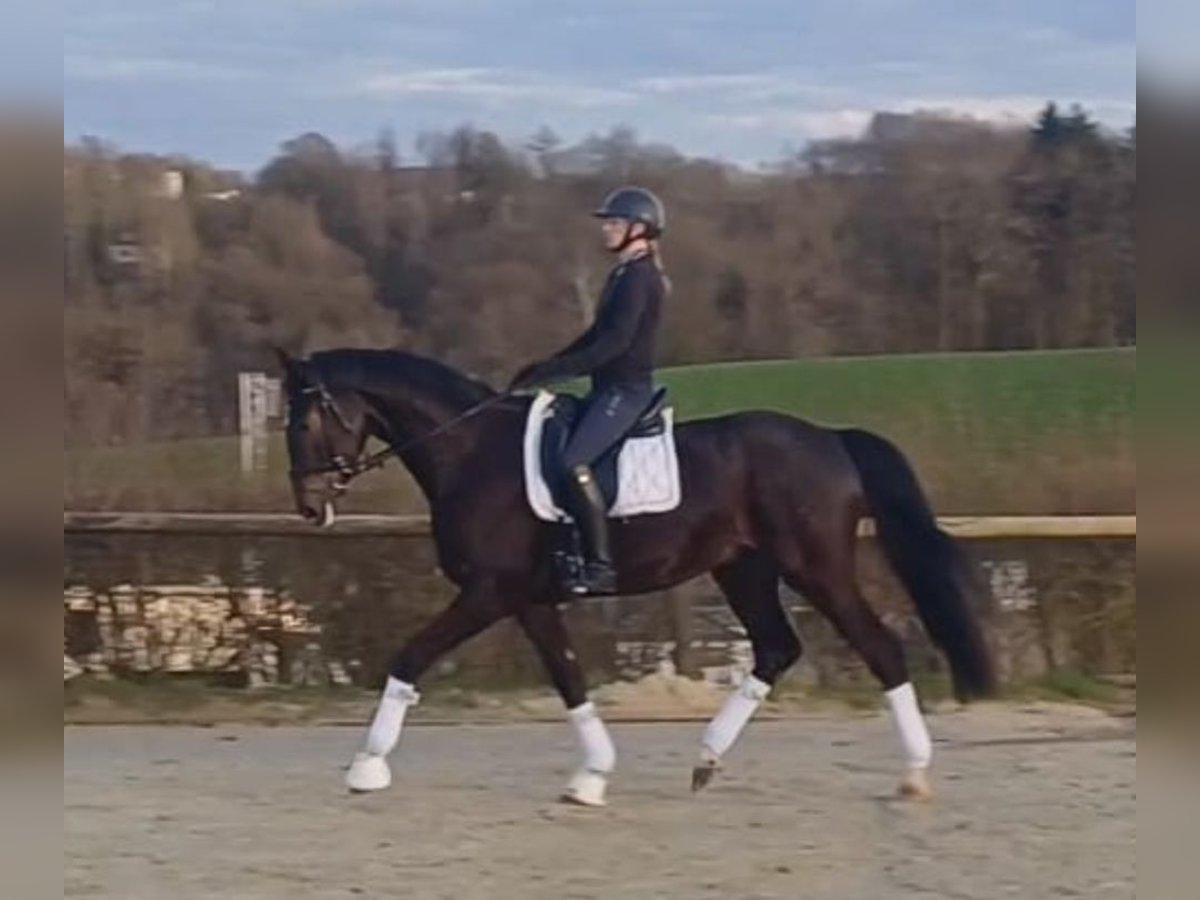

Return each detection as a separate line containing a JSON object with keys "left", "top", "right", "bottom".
{"left": 674, "top": 409, "right": 860, "bottom": 503}
{"left": 676, "top": 408, "right": 844, "bottom": 454}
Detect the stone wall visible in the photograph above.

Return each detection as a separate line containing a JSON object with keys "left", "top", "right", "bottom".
{"left": 63, "top": 532, "right": 1135, "bottom": 693}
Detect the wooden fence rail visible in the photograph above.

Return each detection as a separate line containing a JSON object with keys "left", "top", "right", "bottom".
{"left": 64, "top": 511, "right": 1136, "bottom": 539}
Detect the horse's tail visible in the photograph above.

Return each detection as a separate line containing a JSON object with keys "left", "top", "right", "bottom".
{"left": 839, "top": 427, "right": 998, "bottom": 702}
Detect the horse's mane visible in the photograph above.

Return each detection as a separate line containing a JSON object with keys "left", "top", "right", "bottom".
{"left": 308, "top": 348, "right": 497, "bottom": 409}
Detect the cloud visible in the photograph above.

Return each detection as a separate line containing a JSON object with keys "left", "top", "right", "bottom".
{"left": 790, "top": 109, "right": 877, "bottom": 139}
{"left": 705, "top": 108, "right": 875, "bottom": 141}
{"left": 635, "top": 74, "right": 786, "bottom": 94}
{"left": 894, "top": 94, "right": 1049, "bottom": 123}
{"left": 354, "top": 67, "right": 494, "bottom": 94}
{"left": 349, "top": 68, "right": 636, "bottom": 108}
{"left": 893, "top": 94, "right": 1135, "bottom": 126}
{"left": 62, "top": 0, "right": 1136, "bottom": 172}
{"left": 699, "top": 90, "right": 1135, "bottom": 153}
{"left": 633, "top": 73, "right": 844, "bottom": 105}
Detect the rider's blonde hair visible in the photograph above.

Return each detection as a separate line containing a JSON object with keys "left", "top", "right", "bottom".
{"left": 647, "top": 239, "right": 672, "bottom": 295}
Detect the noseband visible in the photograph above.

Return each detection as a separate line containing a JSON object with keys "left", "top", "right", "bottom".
{"left": 287, "top": 383, "right": 375, "bottom": 491}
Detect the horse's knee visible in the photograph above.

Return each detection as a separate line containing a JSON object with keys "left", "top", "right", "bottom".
{"left": 389, "top": 582, "right": 513, "bottom": 683}
{"left": 753, "top": 631, "right": 802, "bottom": 684}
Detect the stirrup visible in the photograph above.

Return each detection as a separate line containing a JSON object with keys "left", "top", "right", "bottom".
{"left": 553, "top": 551, "right": 618, "bottom": 597}
{"left": 579, "top": 561, "right": 618, "bottom": 596}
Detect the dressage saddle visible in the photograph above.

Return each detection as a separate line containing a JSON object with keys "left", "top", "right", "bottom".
{"left": 539, "top": 386, "right": 669, "bottom": 513}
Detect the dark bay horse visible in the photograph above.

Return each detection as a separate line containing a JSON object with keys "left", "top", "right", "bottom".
{"left": 277, "top": 347, "right": 996, "bottom": 805}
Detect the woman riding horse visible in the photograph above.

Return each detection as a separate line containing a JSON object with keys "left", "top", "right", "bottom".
{"left": 507, "top": 186, "right": 670, "bottom": 596}
{"left": 277, "top": 185, "right": 997, "bottom": 805}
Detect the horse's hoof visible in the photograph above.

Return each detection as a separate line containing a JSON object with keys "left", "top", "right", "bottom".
{"left": 691, "top": 762, "right": 719, "bottom": 792}
{"left": 560, "top": 769, "right": 608, "bottom": 807}
{"left": 345, "top": 752, "right": 391, "bottom": 793}
{"left": 897, "top": 768, "right": 933, "bottom": 801}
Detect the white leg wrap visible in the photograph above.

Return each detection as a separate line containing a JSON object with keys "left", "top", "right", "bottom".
{"left": 567, "top": 701, "right": 616, "bottom": 773}
{"left": 885, "top": 682, "right": 932, "bottom": 770}
{"left": 701, "top": 674, "right": 772, "bottom": 760}
{"left": 363, "top": 676, "right": 420, "bottom": 758}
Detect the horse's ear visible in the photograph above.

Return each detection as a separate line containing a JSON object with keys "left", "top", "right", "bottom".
{"left": 272, "top": 346, "right": 306, "bottom": 385}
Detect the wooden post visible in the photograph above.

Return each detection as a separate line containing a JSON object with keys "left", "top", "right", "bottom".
{"left": 669, "top": 587, "right": 696, "bottom": 677}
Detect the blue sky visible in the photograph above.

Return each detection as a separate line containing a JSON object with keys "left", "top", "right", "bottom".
{"left": 62, "top": 0, "right": 1136, "bottom": 173}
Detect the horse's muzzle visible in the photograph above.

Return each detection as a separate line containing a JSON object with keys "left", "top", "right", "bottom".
{"left": 293, "top": 474, "right": 339, "bottom": 528}
{"left": 298, "top": 499, "right": 337, "bottom": 528}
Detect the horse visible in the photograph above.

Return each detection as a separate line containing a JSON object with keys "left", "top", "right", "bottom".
{"left": 275, "top": 346, "right": 997, "bottom": 806}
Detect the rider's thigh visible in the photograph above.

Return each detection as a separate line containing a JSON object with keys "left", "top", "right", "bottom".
{"left": 561, "top": 385, "right": 648, "bottom": 469}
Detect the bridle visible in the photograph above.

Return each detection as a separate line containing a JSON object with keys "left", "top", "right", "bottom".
{"left": 287, "top": 380, "right": 513, "bottom": 492}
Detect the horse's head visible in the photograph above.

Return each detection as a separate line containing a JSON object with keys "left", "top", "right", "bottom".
{"left": 275, "top": 348, "right": 373, "bottom": 527}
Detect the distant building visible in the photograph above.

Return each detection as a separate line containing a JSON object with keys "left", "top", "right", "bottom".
{"left": 159, "top": 169, "right": 185, "bottom": 199}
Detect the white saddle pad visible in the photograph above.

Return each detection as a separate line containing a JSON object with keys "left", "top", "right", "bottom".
{"left": 522, "top": 391, "right": 682, "bottom": 523}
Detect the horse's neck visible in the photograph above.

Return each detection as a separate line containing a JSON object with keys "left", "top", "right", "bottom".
{"left": 366, "top": 383, "right": 483, "bottom": 502}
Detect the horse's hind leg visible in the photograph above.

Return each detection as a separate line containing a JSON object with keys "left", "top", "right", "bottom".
{"left": 693, "top": 550, "right": 801, "bottom": 790}
{"left": 783, "top": 556, "right": 934, "bottom": 800}
{"left": 516, "top": 602, "right": 615, "bottom": 807}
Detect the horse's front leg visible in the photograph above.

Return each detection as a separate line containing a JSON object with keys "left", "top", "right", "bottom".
{"left": 345, "top": 576, "right": 513, "bottom": 793}
{"left": 516, "top": 602, "right": 615, "bottom": 807}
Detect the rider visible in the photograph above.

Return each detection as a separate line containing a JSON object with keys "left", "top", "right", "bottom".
{"left": 508, "top": 186, "right": 669, "bottom": 596}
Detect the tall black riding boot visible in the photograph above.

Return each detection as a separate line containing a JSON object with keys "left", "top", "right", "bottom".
{"left": 564, "top": 464, "right": 618, "bottom": 596}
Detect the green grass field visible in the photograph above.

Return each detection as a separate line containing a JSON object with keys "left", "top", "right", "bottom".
{"left": 65, "top": 347, "right": 1135, "bottom": 515}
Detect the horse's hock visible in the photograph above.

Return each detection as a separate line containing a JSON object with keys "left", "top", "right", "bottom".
{"left": 63, "top": 529, "right": 1134, "bottom": 704}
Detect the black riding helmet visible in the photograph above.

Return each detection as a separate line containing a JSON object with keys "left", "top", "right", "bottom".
{"left": 592, "top": 186, "right": 666, "bottom": 238}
